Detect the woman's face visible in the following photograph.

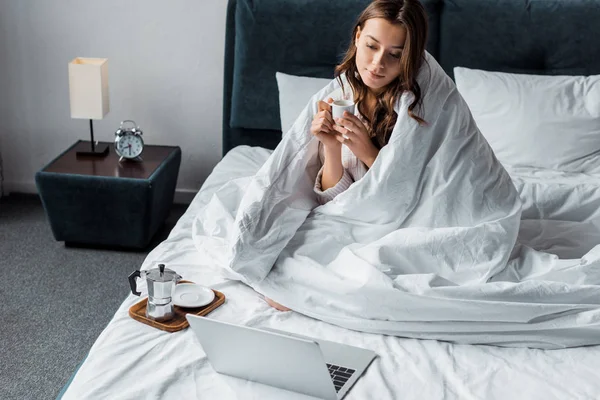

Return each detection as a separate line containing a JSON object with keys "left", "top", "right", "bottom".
{"left": 355, "top": 18, "right": 407, "bottom": 94}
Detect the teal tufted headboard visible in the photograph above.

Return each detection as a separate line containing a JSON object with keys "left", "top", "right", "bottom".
{"left": 222, "top": 0, "right": 600, "bottom": 156}
{"left": 438, "top": 0, "right": 600, "bottom": 77}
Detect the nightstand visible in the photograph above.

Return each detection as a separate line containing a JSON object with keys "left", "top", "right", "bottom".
{"left": 35, "top": 140, "right": 182, "bottom": 249}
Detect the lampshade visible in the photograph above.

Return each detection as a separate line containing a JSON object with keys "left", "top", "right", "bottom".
{"left": 68, "top": 57, "right": 109, "bottom": 120}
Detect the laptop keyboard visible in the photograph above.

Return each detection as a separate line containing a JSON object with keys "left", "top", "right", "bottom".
{"left": 326, "top": 363, "right": 355, "bottom": 393}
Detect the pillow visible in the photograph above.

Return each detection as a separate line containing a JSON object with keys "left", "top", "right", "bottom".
{"left": 454, "top": 67, "right": 600, "bottom": 173}
{"left": 275, "top": 72, "right": 331, "bottom": 136}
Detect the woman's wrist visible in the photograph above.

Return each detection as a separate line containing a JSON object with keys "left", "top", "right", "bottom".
{"left": 323, "top": 143, "right": 342, "bottom": 161}
{"left": 321, "top": 145, "right": 343, "bottom": 190}
{"left": 363, "top": 148, "right": 380, "bottom": 168}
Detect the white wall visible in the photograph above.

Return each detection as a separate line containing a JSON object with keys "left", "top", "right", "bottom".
{"left": 0, "top": 0, "right": 228, "bottom": 203}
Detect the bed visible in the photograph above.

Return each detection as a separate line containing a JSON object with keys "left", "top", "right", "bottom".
{"left": 59, "top": 0, "right": 600, "bottom": 399}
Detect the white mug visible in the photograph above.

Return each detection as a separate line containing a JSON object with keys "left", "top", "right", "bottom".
{"left": 331, "top": 99, "right": 355, "bottom": 123}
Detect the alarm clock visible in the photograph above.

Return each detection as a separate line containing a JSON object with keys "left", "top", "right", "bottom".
{"left": 114, "top": 120, "right": 144, "bottom": 161}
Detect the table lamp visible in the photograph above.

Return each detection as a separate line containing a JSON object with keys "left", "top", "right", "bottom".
{"left": 68, "top": 57, "right": 110, "bottom": 157}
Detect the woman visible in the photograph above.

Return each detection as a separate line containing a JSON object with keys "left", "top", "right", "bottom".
{"left": 313, "top": 0, "right": 428, "bottom": 203}
{"left": 266, "top": 0, "right": 429, "bottom": 311}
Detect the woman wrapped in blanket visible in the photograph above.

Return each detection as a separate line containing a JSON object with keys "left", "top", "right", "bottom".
{"left": 266, "top": 0, "right": 428, "bottom": 311}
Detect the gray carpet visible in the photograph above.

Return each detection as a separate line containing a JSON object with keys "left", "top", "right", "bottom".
{"left": 0, "top": 193, "right": 187, "bottom": 400}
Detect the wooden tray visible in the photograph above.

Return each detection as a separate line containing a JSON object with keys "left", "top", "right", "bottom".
{"left": 129, "top": 281, "right": 226, "bottom": 332}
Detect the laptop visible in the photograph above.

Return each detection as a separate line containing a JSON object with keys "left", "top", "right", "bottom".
{"left": 186, "top": 314, "right": 376, "bottom": 400}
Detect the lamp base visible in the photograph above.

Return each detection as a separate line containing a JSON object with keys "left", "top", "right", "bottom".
{"left": 76, "top": 142, "right": 109, "bottom": 158}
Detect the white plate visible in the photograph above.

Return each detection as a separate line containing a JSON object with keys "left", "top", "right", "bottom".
{"left": 173, "top": 283, "right": 215, "bottom": 308}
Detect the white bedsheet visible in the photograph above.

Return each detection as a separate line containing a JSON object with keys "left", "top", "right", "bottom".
{"left": 510, "top": 166, "right": 600, "bottom": 260}
{"left": 62, "top": 146, "right": 600, "bottom": 400}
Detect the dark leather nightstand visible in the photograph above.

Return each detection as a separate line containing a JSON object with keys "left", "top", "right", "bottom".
{"left": 35, "top": 140, "right": 181, "bottom": 249}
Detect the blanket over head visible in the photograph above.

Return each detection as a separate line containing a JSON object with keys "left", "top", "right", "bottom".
{"left": 193, "top": 53, "right": 600, "bottom": 349}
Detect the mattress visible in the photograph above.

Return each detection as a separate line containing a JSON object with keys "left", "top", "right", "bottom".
{"left": 61, "top": 146, "right": 600, "bottom": 400}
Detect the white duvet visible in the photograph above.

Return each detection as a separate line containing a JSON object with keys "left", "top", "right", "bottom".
{"left": 62, "top": 147, "right": 600, "bottom": 400}
{"left": 193, "top": 53, "right": 600, "bottom": 349}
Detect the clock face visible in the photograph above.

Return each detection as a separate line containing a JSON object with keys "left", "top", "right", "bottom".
{"left": 116, "top": 134, "right": 144, "bottom": 159}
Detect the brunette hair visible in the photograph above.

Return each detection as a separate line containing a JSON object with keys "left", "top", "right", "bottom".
{"left": 335, "top": 0, "right": 428, "bottom": 148}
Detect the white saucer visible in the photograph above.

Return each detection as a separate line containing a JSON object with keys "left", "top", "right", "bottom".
{"left": 173, "top": 283, "right": 215, "bottom": 308}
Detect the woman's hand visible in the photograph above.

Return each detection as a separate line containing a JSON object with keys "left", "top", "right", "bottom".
{"left": 333, "top": 112, "right": 380, "bottom": 168}
{"left": 265, "top": 297, "right": 291, "bottom": 312}
{"left": 310, "top": 98, "right": 341, "bottom": 150}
